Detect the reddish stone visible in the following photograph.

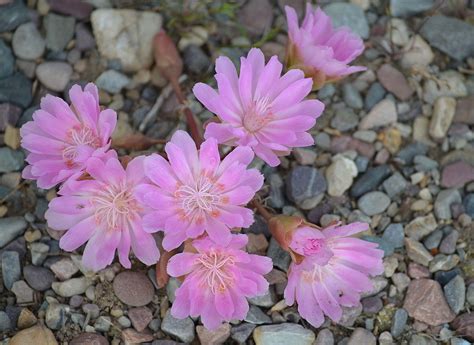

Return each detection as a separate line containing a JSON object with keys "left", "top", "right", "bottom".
{"left": 377, "top": 64, "right": 414, "bottom": 101}
{"left": 264, "top": 269, "right": 287, "bottom": 285}
{"left": 403, "top": 279, "right": 456, "bottom": 326}
{"left": 113, "top": 272, "right": 154, "bottom": 307}
{"left": 47, "top": 0, "right": 93, "bottom": 19}
{"left": 452, "top": 313, "right": 474, "bottom": 341}
{"left": 128, "top": 306, "right": 153, "bottom": 332}
{"left": 454, "top": 95, "right": 474, "bottom": 125}
{"left": 70, "top": 333, "right": 109, "bottom": 345}
{"left": 331, "top": 135, "right": 375, "bottom": 158}
{"left": 246, "top": 233, "right": 269, "bottom": 255}
{"left": 196, "top": 323, "right": 231, "bottom": 345}
{"left": 408, "top": 263, "right": 431, "bottom": 279}
{"left": 441, "top": 161, "right": 474, "bottom": 188}
{"left": 121, "top": 329, "right": 154, "bottom": 343}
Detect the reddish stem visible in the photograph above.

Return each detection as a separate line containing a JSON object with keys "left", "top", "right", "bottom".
{"left": 250, "top": 199, "right": 273, "bottom": 222}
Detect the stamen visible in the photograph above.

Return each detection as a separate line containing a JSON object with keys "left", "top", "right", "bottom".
{"left": 175, "top": 175, "right": 221, "bottom": 219}
{"left": 242, "top": 97, "right": 273, "bottom": 133}
{"left": 62, "top": 126, "right": 101, "bottom": 166}
{"left": 196, "top": 251, "right": 235, "bottom": 293}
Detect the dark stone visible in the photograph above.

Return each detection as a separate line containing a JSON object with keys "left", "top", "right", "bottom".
{"left": 434, "top": 268, "right": 461, "bottom": 286}
{"left": 0, "top": 0, "right": 30, "bottom": 32}
{"left": 23, "top": 265, "right": 55, "bottom": 291}
{"left": 0, "top": 103, "right": 22, "bottom": 131}
{"left": 0, "top": 40, "right": 14, "bottom": 79}
{"left": 463, "top": 193, "right": 474, "bottom": 218}
{"left": 350, "top": 165, "right": 391, "bottom": 198}
{"left": 183, "top": 45, "right": 211, "bottom": 74}
{"left": 75, "top": 23, "right": 95, "bottom": 51}
{"left": 307, "top": 203, "right": 333, "bottom": 225}
{"left": 395, "top": 142, "right": 428, "bottom": 165}
{"left": 0, "top": 72, "right": 33, "bottom": 108}
{"left": 365, "top": 82, "right": 386, "bottom": 111}
{"left": 47, "top": 0, "right": 93, "bottom": 20}
{"left": 286, "top": 166, "right": 327, "bottom": 205}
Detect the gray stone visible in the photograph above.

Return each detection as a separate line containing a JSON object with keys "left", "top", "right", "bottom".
{"left": 166, "top": 277, "right": 180, "bottom": 303}
{"left": 463, "top": 193, "right": 474, "bottom": 217}
{"left": 161, "top": 310, "right": 195, "bottom": 343}
{"left": 50, "top": 257, "right": 79, "bottom": 281}
{"left": 351, "top": 165, "right": 391, "bottom": 198}
{"left": 248, "top": 288, "right": 276, "bottom": 307}
{"left": 12, "top": 22, "right": 45, "bottom": 60}
{"left": 36, "top": 62, "right": 73, "bottom": 92}
{"left": 342, "top": 83, "right": 363, "bottom": 109}
{"left": 268, "top": 173, "right": 285, "bottom": 208}
{"left": 30, "top": 242, "right": 49, "bottom": 265}
{"left": 23, "top": 265, "right": 54, "bottom": 291}
{"left": 0, "top": 217, "right": 27, "bottom": 249}
{"left": 338, "top": 304, "right": 363, "bottom": 327}
{"left": 362, "top": 276, "right": 388, "bottom": 297}
{"left": 435, "top": 268, "right": 461, "bottom": 286}
{"left": 392, "top": 272, "right": 411, "bottom": 292}
{"left": 183, "top": 45, "right": 211, "bottom": 74}
{"left": 0, "top": 0, "right": 30, "bottom": 32}
{"left": 0, "top": 147, "right": 24, "bottom": 173}
{"left": 286, "top": 166, "right": 326, "bottom": 208}
{"left": 44, "top": 13, "right": 76, "bottom": 51}
{"left": 46, "top": 302, "right": 68, "bottom": 330}
{"left": 75, "top": 22, "right": 95, "bottom": 51}
{"left": 405, "top": 238, "right": 433, "bottom": 266}
{"left": 2, "top": 251, "right": 21, "bottom": 290}
{"left": 440, "top": 230, "right": 459, "bottom": 254}
{"left": 245, "top": 305, "right": 271, "bottom": 325}
{"left": 390, "top": 0, "right": 434, "bottom": 17}
{"left": 396, "top": 142, "right": 428, "bottom": 165}
{"left": 362, "top": 296, "right": 383, "bottom": 314}
{"left": 414, "top": 155, "right": 438, "bottom": 171}
{"left": 435, "top": 189, "right": 461, "bottom": 220}
{"left": 467, "top": 283, "right": 474, "bottom": 306}
{"left": 0, "top": 72, "right": 33, "bottom": 108}
{"left": 0, "top": 311, "right": 11, "bottom": 332}
{"left": 421, "top": 15, "right": 474, "bottom": 61}
{"left": 267, "top": 237, "right": 290, "bottom": 272}
{"left": 118, "top": 316, "right": 131, "bottom": 328}
{"left": 253, "top": 323, "right": 315, "bottom": 345}
{"left": 318, "top": 84, "right": 336, "bottom": 99}
{"left": 365, "top": 82, "right": 386, "bottom": 111}
{"left": 383, "top": 172, "right": 408, "bottom": 198}
{"left": 315, "top": 329, "right": 334, "bottom": 345}
{"left": 12, "top": 280, "right": 34, "bottom": 304}
{"left": 405, "top": 214, "right": 437, "bottom": 241}
{"left": 391, "top": 308, "right": 408, "bottom": 337}
{"left": 82, "top": 303, "right": 100, "bottom": 319}
{"left": 95, "top": 70, "right": 131, "bottom": 94}
{"left": 324, "top": 3, "right": 369, "bottom": 39}
{"left": 347, "top": 328, "right": 375, "bottom": 345}
{"left": 444, "top": 275, "right": 465, "bottom": 314}
{"left": 429, "top": 254, "right": 460, "bottom": 272}
{"left": 362, "top": 236, "right": 394, "bottom": 257}
{"left": 359, "top": 99, "right": 397, "bottom": 129}
{"left": 52, "top": 277, "right": 90, "bottom": 297}
{"left": 0, "top": 39, "right": 14, "bottom": 79}
{"left": 382, "top": 223, "right": 404, "bottom": 248}
{"left": 231, "top": 323, "right": 256, "bottom": 344}
{"left": 423, "top": 230, "right": 443, "bottom": 250}
{"left": 331, "top": 108, "right": 358, "bottom": 132}
{"left": 237, "top": 0, "right": 273, "bottom": 36}
{"left": 358, "top": 191, "right": 390, "bottom": 216}
{"left": 410, "top": 334, "right": 437, "bottom": 345}
{"left": 94, "top": 316, "right": 111, "bottom": 332}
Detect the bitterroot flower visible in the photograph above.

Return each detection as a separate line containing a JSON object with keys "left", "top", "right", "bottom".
{"left": 194, "top": 48, "right": 324, "bottom": 167}
{"left": 136, "top": 130, "right": 263, "bottom": 251}
{"left": 167, "top": 234, "right": 273, "bottom": 330}
{"left": 45, "top": 156, "right": 160, "bottom": 271}
{"left": 284, "top": 222, "right": 384, "bottom": 327}
{"left": 285, "top": 4, "right": 366, "bottom": 90}
{"left": 20, "top": 83, "right": 117, "bottom": 189}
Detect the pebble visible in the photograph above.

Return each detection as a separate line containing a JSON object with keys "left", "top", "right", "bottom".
{"left": 466, "top": 284, "right": 474, "bottom": 306}
{"left": 47, "top": 0, "right": 93, "bottom": 19}
{"left": 314, "top": 328, "right": 334, "bottom": 345}
{"left": 429, "top": 254, "right": 460, "bottom": 272}
{"left": 52, "top": 277, "right": 90, "bottom": 297}
{"left": 36, "top": 62, "right": 73, "bottom": 92}
{"left": 342, "top": 83, "right": 363, "bottom": 109}
{"left": 50, "top": 257, "right": 79, "bottom": 281}
{"left": 429, "top": 97, "right": 456, "bottom": 140}
{"left": 382, "top": 223, "right": 405, "bottom": 249}
{"left": 293, "top": 148, "right": 317, "bottom": 165}
{"left": 423, "top": 71, "right": 467, "bottom": 104}
{"left": 434, "top": 268, "right": 461, "bottom": 286}
{"left": 400, "top": 35, "right": 434, "bottom": 70}
{"left": 423, "top": 230, "right": 443, "bottom": 250}
{"left": 196, "top": 323, "right": 231, "bottom": 345}
{"left": 2, "top": 251, "right": 21, "bottom": 290}
{"left": 405, "top": 238, "right": 433, "bottom": 266}
{"left": 113, "top": 271, "right": 154, "bottom": 307}
{"left": 379, "top": 331, "right": 394, "bottom": 345}
{"left": 365, "top": 82, "right": 386, "bottom": 111}
{"left": 451, "top": 313, "right": 474, "bottom": 341}
{"left": 267, "top": 237, "right": 291, "bottom": 272}
{"left": 410, "top": 334, "right": 437, "bottom": 345}
{"left": 351, "top": 165, "right": 391, "bottom": 197}
{"left": 12, "top": 280, "right": 34, "bottom": 304}
{"left": 231, "top": 323, "right": 256, "bottom": 343}
{"left": 122, "top": 329, "right": 154, "bottom": 343}
{"left": 362, "top": 296, "right": 383, "bottom": 314}
{"left": 454, "top": 95, "right": 474, "bottom": 125}
{"left": 128, "top": 306, "right": 153, "bottom": 332}
{"left": 0, "top": 311, "right": 11, "bottom": 332}
{"left": 326, "top": 156, "right": 358, "bottom": 197}
{"left": 23, "top": 265, "right": 54, "bottom": 291}
{"left": 393, "top": 272, "right": 411, "bottom": 292}
{"left": 360, "top": 99, "right": 397, "bottom": 130}
{"left": 338, "top": 304, "right": 363, "bottom": 326}
{"left": 0, "top": 72, "right": 33, "bottom": 108}
{"left": 435, "top": 189, "right": 461, "bottom": 220}
{"left": 391, "top": 308, "right": 408, "bottom": 337}
{"left": 12, "top": 22, "right": 45, "bottom": 60}
{"left": 383, "top": 172, "right": 408, "bottom": 198}
{"left": 237, "top": 0, "right": 273, "bottom": 36}
{"left": 0, "top": 39, "right": 14, "bottom": 79}
{"left": 0, "top": 0, "right": 30, "bottom": 32}
{"left": 444, "top": 275, "right": 465, "bottom": 314}
{"left": 439, "top": 230, "right": 458, "bottom": 254}
{"left": 91, "top": 9, "right": 163, "bottom": 72}
{"left": 183, "top": 45, "right": 211, "bottom": 74}
{"left": 161, "top": 310, "right": 195, "bottom": 343}
{"left": 347, "top": 328, "right": 375, "bottom": 345}
{"left": 253, "top": 323, "right": 315, "bottom": 345}
{"left": 286, "top": 166, "right": 327, "bottom": 209}
{"left": 420, "top": 15, "right": 474, "bottom": 61}
{"left": 30, "top": 242, "right": 49, "bottom": 265}
{"left": 249, "top": 289, "right": 276, "bottom": 307}
{"left": 441, "top": 161, "right": 474, "bottom": 188}
{"left": 405, "top": 214, "right": 437, "bottom": 241}
{"left": 95, "top": 70, "right": 131, "bottom": 94}
{"left": 408, "top": 263, "right": 430, "bottom": 279}
{"left": 9, "top": 325, "right": 58, "bottom": 345}
{"left": 0, "top": 217, "right": 27, "bottom": 248}
{"left": 245, "top": 305, "right": 272, "bottom": 324}
{"left": 324, "top": 2, "right": 369, "bottom": 39}
{"left": 70, "top": 333, "right": 109, "bottom": 345}
{"left": 118, "top": 316, "right": 131, "bottom": 328}
{"left": 377, "top": 64, "right": 414, "bottom": 101}
{"left": 331, "top": 108, "right": 359, "bottom": 131}
{"left": 464, "top": 193, "right": 474, "bottom": 217}
{"left": 358, "top": 191, "right": 390, "bottom": 216}
{"left": 44, "top": 13, "right": 75, "bottom": 51}
{"left": 46, "top": 302, "right": 68, "bottom": 330}
{"left": 403, "top": 279, "right": 456, "bottom": 325}
{"left": 94, "top": 316, "right": 111, "bottom": 332}
{"left": 390, "top": 0, "right": 434, "bottom": 17}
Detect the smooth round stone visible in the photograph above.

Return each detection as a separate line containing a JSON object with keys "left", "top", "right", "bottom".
{"left": 113, "top": 271, "right": 154, "bottom": 307}
{"left": 70, "top": 333, "right": 109, "bottom": 345}
{"left": 36, "top": 62, "right": 72, "bottom": 92}
{"left": 12, "top": 22, "right": 45, "bottom": 60}
{"left": 23, "top": 265, "right": 55, "bottom": 291}
{"left": 358, "top": 191, "right": 391, "bottom": 216}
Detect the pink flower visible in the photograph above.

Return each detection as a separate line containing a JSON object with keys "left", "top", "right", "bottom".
{"left": 285, "top": 4, "right": 366, "bottom": 89}
{"left": 284, "top": 222, "right": 384, "bottom": 327}
{"left": 136, "top": 130, "right": 263, "bottom": 251}
{"left": 45, "top": 156, "right": 160, "bottom": 271}
{"left": 20, "top": 83, "right": 117, "bottom": 189}
{"left": 167, "top": 234, "right": 273, "bottom": 330}
{"left": 193, "top": 48, "right": 324, "bottom": 167}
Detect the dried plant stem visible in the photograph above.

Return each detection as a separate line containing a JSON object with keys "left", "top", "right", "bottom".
{"left": 250, "top": 199, "right": 274, "bottom": 222}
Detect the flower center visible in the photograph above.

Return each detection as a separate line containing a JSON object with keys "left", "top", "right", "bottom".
{"left": 196, "top": 251, "right": 235, "bottom": 293}
{"left": 63, "top": 125, "right": 101, "bottom": 166}
{"left": 303, "top": 238, "right": 325, "bottom": 255}
{"left": 91, "top": 184, "right": 139, "bottom": 230}
{"left": 242, "top": 98, "right": 273, "bottom": 133}
{"left": 175, "top": 176, "right": 222, "bottom": 219}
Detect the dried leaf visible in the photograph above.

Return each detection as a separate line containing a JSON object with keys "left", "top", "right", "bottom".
{"left": 153, "top": 30, "right": 183, "bottom": 85}
{"left": 155, "top": 247, "right": 178, "bottom": 289}
{"left": 112, "top": 133, "right": 164, "bottom": 151}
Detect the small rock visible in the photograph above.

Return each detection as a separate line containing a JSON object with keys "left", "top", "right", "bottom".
{"left": 197, "top": 323, "right": 231, "bottom": 345}
{"left": 382, "top": 223, "right": 405, "bottom": 249}
{"left": 183, "top": 45, "right": 211, "bottom": 74}
{"left": 464, "top": 193, "right": 474, "bottom": 217}
{"left": 12, "top": 22, "right": 45, "bottom": 60}
{"left": 293, "top": 148, "right": 317, "bottom": 165}
{"left": 82, "top": 303, "right": 100, "bottom": 319}
{"left": 47, "top": 0, "right": 93, "bottom": 20}
{"left": 0, "top": 71, "right": 32, "bottom": 108}
{"left": 17, "top": 308, "right": 37, "bottom": 329}
{"left": 383, "top": 172, "right": 408, "bottom": 198}
{"left": 338, "top": 304, "right": 363, "bottom": 327}
{"left": 94, "top": 316, "right": 111, "bottom": 332}
{"left": 331, "top": 108, "right": 359, "bottom": 132}
{"left": 237, "top": 0, "right": 273, "bottom": 36}
{"left": 454, "top": 95, "right": 474, "bottom": 125}
{"left": 409, "top": 334, "right": 437, "bottom": 345}
{"left": 44, "top": 13, "right": 75, "bottom": 51}
{"left": 267, "top": 237, "right": 291, "bottom": 272}
{"left": 423, "top": 71, "right": 467, "bottom": 104}
{"left": 466, "top": 284, "right": 474, "bottom": 306}
{"left": 253, "top": 323, "right": 315, "bottom": 345}
{"left": 50, "top": 257, "right": 79, "bottom": 281}
{"left": 245, "top": 305, "right": 272, "bottom": 324}
{"left": 403, "top": 279, "right": 456, "bottom": 326}
{"left": 248, "top": 288, "right": 276, "bottom": 308}
{"left": 434, "top": 268, "right": 462, "bottom": 286}
{"left": 358, "top": 191, "right": 391, "bottom": 216}
{"left": 405, "top": 238, "right": 434, "bottom": 266}
{"left": 360, "top": 99, "right": 397, "bottom": 130}
{"left": 231, "top": 323, "right": 256, "bottom": 344}
{"left": 423, "top": 230, "right": 443, "bottom": 250}
{"left": 377, "top": 64, "right": 414, "bottom": 101}
{"left": 392, "top": 273, "right": 411, "bottom": 292}
{"left": 444, "top": 275, "right": 465, "bottom": 314}
{"left": 95, "top": 70, "right": 131, "bottom": 94}
{"left": 390, "top": 0, "right": 434, "bottom": 17}
{"left": 0, "top": 217, "right": 26, "bottom": 249}
{"left": 30, "top": 242, "right": 49, "bottom": 266}
{"left": 52, "top": 277, "right": 90, "bottom": 297}
{"left": 365, "top": 82, "right": 386, "bottom": 111}
{"left": 429, "top": 97, "right": 456, "bottom": 140}
{"left": 405, "top": 214, "right": 437, "bottom": 241}
{"left": 46, "top": 302, "right": 68, "bottom": 330}
{"left": 121, "top": 329, "right": 154, "bottom": 343}
{"left": 326, "top": 156, "right": 358, "bottom": 197}
{"left": 113, "top": 271, "right": 155, "bottom": 307}
{"left": 351, "top": 165, "right": 391, "bottom": 197}
{"left": 435, "top": 189, "right": 461, "bottom": 220}
{"left": 9, "top": 325, "right": 58, "bottom": 345}
{"left": 0, "top": 0, "right": 30, "bottom": 32}
{"left": 324, "top": 2, "right": 369, "bottom": 39}
{"left": 2, "top": 250, "right": 21, "bottom": 290}
{"left": 400, "top": 35, "right": 434, "bottom": 70}
{"left": 391, "top": 308, "right": 408, "bottom": 337}
{"left": 161, "top": 310, "right": 195, "bottom": 343}
{"left": 452, "top": 313, "right": 474, "bottom": 341}
{"left": 286, "top": 166, "right": 327, "bottom": 209}
{"left": 347, "top": 328, "right": 376, "bottom": 345}
{"left": 439, "top": 230, "right": 458, "bottom": 255}
{"left": 314, "top": 328, "right": 334, "bottom": 345}
{"left": 75, "top": 22, "right": 95, "bottom": 52}
{"left": 128, "top": 306, "right": 153, "bottom": 332}
{"left": 23, "top": 265, "right": 54, "bottom": 291}
{"left": 429, "top": 254, "right": 460, "bottom": 272}
{"left": 362, "top": 296, "right": 383, "bottom": 314}
{"left": 0, "top": 40, "right": 14, "bottom": 79}
{"left": 441, "top": 161, "right": 474, "bottom": 188}
{"left": 408, "top": 263, "right": 430, "bottom": 279}
{"left": 70, "top": 333, "right": 109, "bottom": 345}
{"left": 342, "top": 83, "right": 363, "bottom": 109}
{"left": 12, "top": 280, "right": 34, "bottom": 304}
{"left": 36, "top": 62, "right": 73, "bottom": 92}
{"left": 0, "top": 311, "right": 11, "bottom": 333}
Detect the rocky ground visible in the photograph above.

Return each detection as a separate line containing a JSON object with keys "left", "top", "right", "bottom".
{"left": 1, "top": 0, "right": 474, "bottom": 344}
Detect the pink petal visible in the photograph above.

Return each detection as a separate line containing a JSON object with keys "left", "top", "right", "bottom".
{"left": 59, "top": 215, "right": 98, "bottom": 251}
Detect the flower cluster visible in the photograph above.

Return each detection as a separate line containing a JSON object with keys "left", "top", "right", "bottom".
{"left": 19, "top": 3, "right": 379, "bottom": 331}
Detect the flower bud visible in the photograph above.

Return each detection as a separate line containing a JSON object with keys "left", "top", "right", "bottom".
{"left": 153, "top": 30, "right": 183, "bottom": 84}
